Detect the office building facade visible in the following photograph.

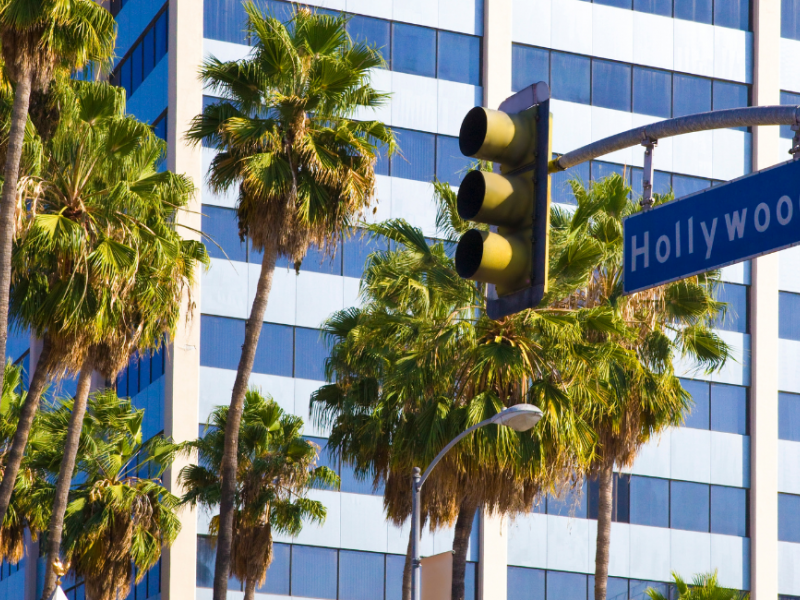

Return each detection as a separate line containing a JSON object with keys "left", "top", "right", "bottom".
{"left": 4, "top": 0, "right": 800, "bottom": 598}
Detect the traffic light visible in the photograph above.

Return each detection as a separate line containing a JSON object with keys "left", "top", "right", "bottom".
{"left": 454, "top": 82, "right": 552, "bottom": 319}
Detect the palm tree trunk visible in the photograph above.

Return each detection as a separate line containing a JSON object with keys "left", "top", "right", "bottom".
{"left": 403, "top": 527, "right": 413, "bottom": 600}
{"left": 40, "top": 360, "right": 93, "bottom": 600}
{"left": 244, "top": 577, "right": 257, "bottom": 600}
{"left": 213, "top": 243, "right": 278, "bottom": 600}
{"left": 0, "top": 68, "right": 35, "bottom": 397}
{"left": 451, "top": 496, "right": 479, "bottom": 600}
{"left": 0, "top": 336, "right": 51, "bottom": 525}
{"left": 594, "top": 465, "right": 614, "bottom": 600}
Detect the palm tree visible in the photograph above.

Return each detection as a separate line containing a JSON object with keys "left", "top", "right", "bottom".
{"left": 180, "top": 389, "right": 339, "bottom": 600}
{"left": 186, "top": 4, "right": 394, "bottom": 596}
{"left": 0, "top": 362, "right": 49, "bottom": 565}
{"left": 2, "top": 79, "right": 208, "bottom": 600}
{"left": 0, "top": 0, "right": 115, "bottom": 406}
{"left": 313, "top": 219, "right": 599, "bottom": 600}
{"left": 648, "top": 571, "right": 748, "bottom": 600}
{"left": 29, "top": 390, "right": 182, "bottom": 600}
{"left": 548, "top": 174, "right": 730, "bottom": 600}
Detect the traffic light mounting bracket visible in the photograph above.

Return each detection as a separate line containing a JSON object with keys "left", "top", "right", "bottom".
{"left": 484, "top": 83, "right": 552, "bottom": 320}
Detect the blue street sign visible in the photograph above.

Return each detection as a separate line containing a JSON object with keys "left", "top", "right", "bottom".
{"left": 624, "top": 158, "right": 800, "bottom": 294}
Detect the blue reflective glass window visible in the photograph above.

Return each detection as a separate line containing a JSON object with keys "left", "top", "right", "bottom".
{"left": 595, "top": 0, "right": 632, "bottom": 7}
{"left": 201, "top": 316, "right": 244, "bottom": 371}
{"left": 202, "top": 205, "right": 246, "bottom": 262}
{"left": 592, "top": 161, "right": 626, "bottom": 182}
{"left": 630, "top": 476, "right": 669, "bottom": 527}
{"left": 305, "top": 436, "right": 339, "bottom": 487}
{"left": 715, "top": 0, "right": 749, "bottom": 30}
{"left": 347, "top": 15, "right": 390, "bottom": 64}
{"left": 589, "top": 576, "right": 629, "bottom": 600}
{"left": 392, "top": 23, "right": 436, "bottom": 78}
{"left": 508, "top": 568, "right": 545, "bottom": 600}
{"left": 256, "top": 543, "right": 290, "bottom": 594}
{"left": 291, "top": 545, "right": 338, "bottom": 599}
{"left": 653, "top": 171, "right": 672, "bottom": 196}
{"left": 713, "top": 81, "right": 750, "bottom": 131}
{"left": 438, "top": 31, "right": 481, "bottom": 86}
{"left": 142, "top": 28, "right": 156, "bottom": 81}
{"left": 680, "top": 378, "right": 710, "bottom": 430}
{"left": 711, "top": 485, "right": 747, "bottom": 537}
{"left": 131, "top": 44, "right": 143, "bottom": 94}
{"left": 155, "top": 12, "right": 168, "bottom": 61}
{"left": 256, "top": 0, "right": 294, "bottom": 22}
{"left": 295, "top": 327, "right": 327, "bottom": 381}
{"left": 547, "top": 571, "right": 587, "bottom": 600}
{"left": 437, "top": 135, "right": 473, "bottom": 186}
{"left": 780, "top": 493, "right": 800, "bottom": 542}
{"left": 781, "top": 292, "right": 800, "bottom": 340}
{"left": 634, "top": 0, "right": 672, "bottom": 15}
{"left": 139, "top": 352, "right": 151, "bottom": 389}
{"left": 673, "top": 74, "right": 711, "bottom": 118}
{"left": 117, "top": 368, "right": 128, "bottom": 398}
{"left": 784, "top": 0, "right": 800, "bottom": 39}
{"left": 6, "top": 328, "right": 28, "bottom": 364}
{"left": 547, "top": 481, "right": 587, "bottom": 518}
{"left": 196, "top": 536, "right": 215, "bottom": 587}
{"left": 374, "top": 138, "right": 390, "bottom": 176}
{"left": 253, "top": 323, "right": 293, "bottom": 377}
{"left": 512, "top": 44, "right": 549, "bottom": 93}
{"left": 301, "top": 241, "right": 342, "bottom": 275}
{"left": 781, "top": 92, "right": 800, "bottom": 138}
{"left": 671, "top": 174, "right": 710, "bottom": 198}
{"left": 633, "top": 67, "right": 672, "bottom": 118}
{"left": 339, "top": 550, "right": 384, "bottom": 600}
{"left": 615, "top": 474, "right": 631, "bottom": 523}
{"left": 674, "top": 0, "right": 712, "bottom": 23}
{"left": 710, "top": 383, "right": 748, "bottom": 435}
{"left": 343, "top": 231, "right": 388, "bottom": 278}
{"left": 391, "top": 129, "right": 435, "bottom": 182}
{"left": 465, "top": 562, "right": 477, "bottom": 600}
{"left": 780, "top": 392, "right": 800, "bottom": 441}
{"left": 551, "top": 52, "right": 591, "bottom": 105}
{"left": 630, "top": 581, "right": 670, "bottom": 600}
{"left": 128, "top": 356, "right": 140, "bottom": 396}
{"left": 551, "top": 160, "right": 589, "bottom": 205}
{"left": 119, "top": 60, "right": 131, "bottom": 97}
{"left": 147, "top": 560, "right": 160, "bottom": 596}
{"left": 592, "top": 60, "right": 632, "bottom": 112}
{"left": 385, "top": 555, "right": 405, "bottom": 600}
{"left": 340, "top": 461, "right": 384, "bottom": 495}
{"left": 204, "top": 0, "right": 248, "bottom": 44}
{"left": 153, "top": 114, "right": 167, "bottom": 141}
{"left": 713, "top": 282, "right": 748, "bottom": 333}
{"left": 671, "top": 480, "right": 709, "bottom": 532}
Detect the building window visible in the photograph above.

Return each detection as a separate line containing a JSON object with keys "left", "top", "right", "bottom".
{"left": 630, "top": 476, "right": 669, "bottom": 528}
{"left": 292, "top": 546, "right": 339, "bottom": 599}
{"left": 710, "top": 382, "right": 748, "bottom": 435}
{"left": 596, "top": 0, "right": 633, "bottom": 8}
{"left": 392, "top": 23, "right": 437, "bottom": 78}
{"left": 670, "top": 481, "right": 710, "bottom": 532}
{"left": 512, "top": 45, "right": 550, "bottom": 95}
{"left": 681, "top": 378, "right": 710, "bottom": 429}
{"left": 547, "top": 571, "right": 588, "bottom": 600}
{"left": 348, "top": 15, "right": 391, "bottom": 64}
{"left": 780, "top": 292, "right": 800, "bottom": 340}
{"left": 202, "top": 205, "right": 247, "bottom": 263}
{"left": 437, "top": 135, "right": 474, "bottom": 187}
{"left": 673, "top": 74, "right": 712, "bottom": 118}
{"left": 674, "top": 0, "right": 713, "bottom": 24}
{"left": 438, "top": 31, "right": 482, "bottom": 87}
{"left": 779, "top": 493, "right": 800, "bottom": 543}
{"left": 632, "top": 67, "right": 672, "bottom": 118}
{"left": 634, "top": 0, "right": 673, "bottom": 17}
{"left": 550, "top": 51, "right": 591, "bottom": 105}
{"left": 390, "top": 129, "right": 436, "bottom": 182}
{"left": 509, "top": 567, "right": 545, "bottom": 600}
{"left": 110, "top": 5, "right": 168, "bottom": 99}
{"left": 592, "top": 60, "right": 632, "bottom": 112}
{"left": 712, "top": 282, "right": 749, "bottom": 334}
{"left": 710, "top": 485, "right": 748, "bottom": 537}
{"left": 254, "top": 323, "right": 295, "bottom": 378}
{"left": 781, "top": 392, "right": 800, "bottom": 442}
{"left": 339, "top": 550, "right": 385, "bottom": 600}
{"left": 783, "top": 0, "right": 800, "bottom": 40}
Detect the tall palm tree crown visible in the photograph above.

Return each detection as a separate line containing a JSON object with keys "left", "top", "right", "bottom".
{"left": 180, "top": 389, "right": 339, "bottom": 600}
{"left": 28, "top": 390, "right": 182, "bottom": 600}
{"left": 548, "top": 174, "right": 730, "bottom": 600}
{"left": 186, "top": 5, "right": 394, "bottom": 598}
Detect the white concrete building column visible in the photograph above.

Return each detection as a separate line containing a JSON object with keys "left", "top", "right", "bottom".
{"left": 162, "top": 0, "right": 204, "bottom": 598}
{"left": 751, "top": 0, "right": 782, "bottom": 598}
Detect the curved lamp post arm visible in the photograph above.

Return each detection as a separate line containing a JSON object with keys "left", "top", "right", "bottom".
{"left": 417, "top": 419, "right": 491, "bottom": 490}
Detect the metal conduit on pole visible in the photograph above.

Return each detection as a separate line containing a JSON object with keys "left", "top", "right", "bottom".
{"left": 550, "top": 105, "right": 800, "bottom": 172}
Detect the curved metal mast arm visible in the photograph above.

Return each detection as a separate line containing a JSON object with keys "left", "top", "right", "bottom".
{"left": 551, "top": 105, "right": 800, "bottom": 172}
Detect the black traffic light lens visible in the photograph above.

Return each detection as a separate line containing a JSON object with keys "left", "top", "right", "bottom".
{"left": 455, "top": 229, "right": 484, "bottom": 279}
{"left": 459, "top": 107, "right": 487, "bottom": 158}
{"left": 457, "top": 170, "right": 486, "bottom": 221}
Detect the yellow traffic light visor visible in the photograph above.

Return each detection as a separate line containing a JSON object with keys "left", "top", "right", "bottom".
{"left": 457, "top": 170, "right": 534, "bottom": 227}
{"left": 455, "top": 229, "right": 530, "bottom": 292}
{"left": 458, "top": 106, "right": 536, "bottom": 168}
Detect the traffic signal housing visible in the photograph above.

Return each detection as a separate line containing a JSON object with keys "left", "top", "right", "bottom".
{"left": 454, "top": 82, "right": 552, "bottom": 319}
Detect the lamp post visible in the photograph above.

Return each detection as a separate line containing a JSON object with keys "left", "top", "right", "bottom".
{"left": 410, "top": 404, "right": 543, "bottom": 600}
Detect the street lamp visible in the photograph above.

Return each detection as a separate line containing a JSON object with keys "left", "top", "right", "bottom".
{"left": 410, "top": 404, "right": 543, "bottom": 600}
